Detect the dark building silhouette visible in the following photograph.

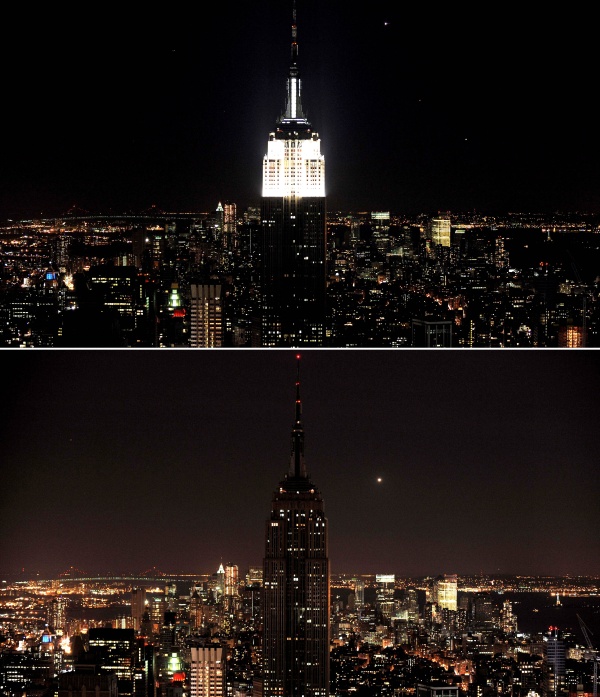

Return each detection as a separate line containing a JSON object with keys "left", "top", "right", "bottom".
{"left": 260, "top": 3, "right": 326, "bottom": 347}
{"left": 261, "top": 357, "right": 330, "bottom": 697}
{"left": 58, "top": 667, "right": 118, "bottom": 697}
{"left": 83, "top": 628, "right": 143, "bottom": 697}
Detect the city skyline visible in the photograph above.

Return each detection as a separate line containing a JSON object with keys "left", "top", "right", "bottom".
{"left": 2, "top": 1, "right": 598, "bottom": 222}
{"left": 3, "top": 7, "right": 600, "bottom": 696}
{"left": 2, "top": 349, "right": 599, "bottom": 580}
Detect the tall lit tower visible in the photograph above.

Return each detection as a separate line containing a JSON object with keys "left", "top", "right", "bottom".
{"left": 224, "top": 562, "right": 239, "bottom": 614}
{"left": 225, "top": 563, "right": 239, "bottom": 598}
{"left": 261, "top": 356, "right": 330, "bottom": 697}
{"left": 260, "top": 1, "right": 327, "bottom": 347}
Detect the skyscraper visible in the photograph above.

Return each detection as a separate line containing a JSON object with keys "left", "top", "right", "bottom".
{"left": 224, "top": 563, "right": 239, "bottom": 615}
{"left": 47, "top": 594, "right": 67, "bottom": 634}
{"left": 222, "top": 202, "right": 237, "bottom": 258}
{"left": 430, "top": 214, "right": 451, "bottom": 247}
{"left": 433, "top": 574, "right": 458, "bottom": 611}
{"left": 225, "top": 563, "right": 239, "bottom": 598}
{"left": 189, "top": 588, "right": 203, "bottom": 631}
{"left": 130, "top": 587, "right": 147, "bottom": 632}
{"left": 354, "top": 579, "right": 365, "bottom": 610}
{"left": 261, "top": 356, "right": 330, "bottom": 697}
{"left": 375, "top": 574, "right": 395, "bottom": 619}
{"left": 260, "top": 2, "right": 327, "bottom": 347}
{"left": 543, "top": 628, "right": 566, "bottom": 697}
{"left": 86, "top": 628, "right": 140, "bottom": 697}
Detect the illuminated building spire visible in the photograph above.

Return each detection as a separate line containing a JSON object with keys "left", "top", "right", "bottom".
{"left": 289, "top": 353, "right": 306, "bottom": 477}
{"left": 281, "top": 0, "right": 307, "bottom": 124}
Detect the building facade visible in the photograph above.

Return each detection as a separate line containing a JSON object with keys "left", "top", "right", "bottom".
{"left": 189, "top": 644, "right": 225, "bottom": 697}
{"left": 433, "top": 574, "right": 458, "bottom": 611}
{"left": 543, "top": 628, "right": 566, "bottom": 697}
{"left": 225, "top": 563, "right": 239, "bottom": 598}
{"left": 130, "top": 588, "right": 147, "bottom": 632}
{"left": 430, "top": 214, "right": 451, "bottom": 247}
{"left": 189, "top": 283, "right": 223, "bottom": 347}
{"left": 375, "top": 575, "right": 396, "bottom": 619}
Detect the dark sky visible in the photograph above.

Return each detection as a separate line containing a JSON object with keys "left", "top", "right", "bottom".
{"left": 1, "top": 349, "right": 599, "bottom": 580}
{"left": 2, "top": 1, "right": 599, "bottom": 222}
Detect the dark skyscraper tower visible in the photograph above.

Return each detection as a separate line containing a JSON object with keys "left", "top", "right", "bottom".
{"left": 260, "top": 2, "right": 327, "bottom": 347}
{"left": 261, "top": 356, "right": 330, "bottom": 697}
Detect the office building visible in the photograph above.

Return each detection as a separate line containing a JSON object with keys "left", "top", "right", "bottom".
{"left": 223, "top": 201, "right": 237, "bottom": 257}
{"left": 225, "top": 563, "right": 239, "bottom": 598}
{"left": 375, "top": 575, "right": 395, "bottom": 619}
{"left": 261, "top": 357, "right": 329, "bottom": 696}
{"left": 412, "top": 319, "right": 453, "bottom": 347}
{"left": 260, "top": 3, "right": 326, "bottom": 346}
{"left": 86, "top": 628, "right": 141, "bottom": 697}
{"left": 501, "top": 599, "right": 518, "bottom": 634}
{"left": 543, "top": 628, "right": 566, "bottom": 697}
{"left": 131, "top": 588, "right": 147, "bottom": 633}
{"left": 88, "top": 265, "right": 140, "bottom": 334}
{"left": 371, "top": 211, "right": 391, "bottom": 254}
{"left": 189, "top": 588, "right": 204, "bottom": 630}
{"left": 430, "top": 214, "right": 451, "bottom": 247}
{"left": 354, "top": 579, "right": 365, "bottom": 609}
{"left": 473, "top": 594, "right": 497, "bottom": 628}
{"left": 47, "top": 595, "right": 67, "bottom": 634}
{"left": 189, "top": 643, "right": 225, "bottom": 697}
{"left": 433, "top": 574, "right": 457, "bottom": 611}
{"left": 403, "top": 588, "right": 419, "bottom": 622}
{"left": 189, "top": 283, "right": 223, "bottom": 347}
{"left": 558, "top": 320, "right": 584, "bottom": 348}
{"left": 224, "top": 562, "right": 239, "bottom": 615}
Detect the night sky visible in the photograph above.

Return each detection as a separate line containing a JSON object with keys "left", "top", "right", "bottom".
{"left": 2, "top": 1, "right": 599, "bottom": 222}
{"left": 1, "top": 349, "right": 599, "bottom": 580}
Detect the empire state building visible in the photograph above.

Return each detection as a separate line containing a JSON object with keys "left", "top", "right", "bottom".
{"left": 260, "top": 2, "right": 327, "bottom": 347}
{"left": 261, "top": 356, "right": 330, "bottom": 697}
